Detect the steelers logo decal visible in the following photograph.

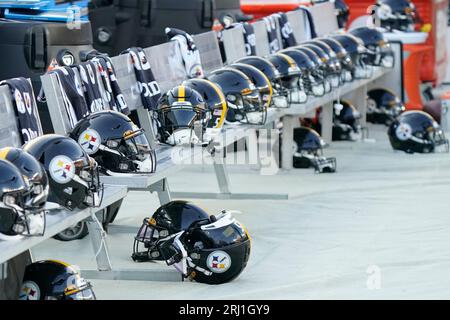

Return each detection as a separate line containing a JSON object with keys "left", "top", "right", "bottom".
{"left": 206, "top": 250, "right": 232, "bottom": 274}
{"left": 19, "top": 281, "right": 40, "bottom": 300}
{"left": 78, "top": 129, "right": 101, "bottom": 154}
{"left": 396, "top": 123, "right": 413, "bottom": 141}
{"left": 49, "top": 155, "right": 75, "bottom": 184}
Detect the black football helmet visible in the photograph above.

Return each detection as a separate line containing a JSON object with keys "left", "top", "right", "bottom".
{"left": 388, "top": 110, "right": 449, "bottom": 154}
{"left": 0, "top": 159, "right": 46, "bottom": 240}
{"left": 281, "top": 48, "right": 326, "bottom": 98}
{"left": 235, "top": 56, "right": 289, "bottom": 108}
{"left": 19, "top": 260, "right": 96, "bottom": 300}
{"left": 317, "top": 37, "right": 354, "bottom": 82}
{"left": 69, "top": 110, "right": 156, "bottom": 175}
{"left": 23, "top": 134, "right": 102, "bottom": 210}
{"left": 332, "top": 100, "right": 366, "bottom": 141}
{"left": 0, "top": 147, "right": 49, "bottom": 209}
{"left": 182, "top": 78, "right": 228, "bottom": 141}
{"left": 209, "top": 68, "right": 265, "bottom": 125}
{"left": 266, "top": 53, "right": 307, "bottom": 104}
{"left": 132, "top": 200, "right": 251, "bottom": 284}
{"left": 303, "top": 42, "right": 342, "bottom": 88}
{"left": 329, "top": 34, "right": 372, "bottom": 79}
{"left": 367, "top": 88, "right": 405, "bottom": 125}
{"left": 293, "top": 127, "right": 337, "bottom": 173}
{"left": 181, "top": 211, "right": 251, "bottom": 284}
{"left": 132, "top": 200, "right": 211, "bottom": 262}
{"left": 350, "top": 27, "right": 395, "bottom": 68}
{"left": 292, "top": 46, "right": 330, "bottom": 95}
{"left": 375, "top": 0, "right": 417, "bottom": 32}
{"left": 156, "top": 85, "right": 207, "bottom": 145}
{"left": 230, "top": 63, "right": 275, "bottom": 110}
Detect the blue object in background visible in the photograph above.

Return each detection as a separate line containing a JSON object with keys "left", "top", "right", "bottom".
{"left": 0, "top": 0, "right": 89, "bottom": 22}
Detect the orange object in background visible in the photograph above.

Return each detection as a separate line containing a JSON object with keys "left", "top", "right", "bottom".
{"left": 345, "top": 0, "right": 448, "bottom": 87}
{"left": 403, "top": 44, "right": 433, "bottom": 110}
{"left": 241, "top": 0, "right": 313, "bottom": 21}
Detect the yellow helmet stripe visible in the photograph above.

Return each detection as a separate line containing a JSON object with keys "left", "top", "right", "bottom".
{"left": 207, "top": 80, "right": 228, "bottom": 128}
{"left": 178, "top": 86, "right": 185, "bottom": 102}
{"left": 257, "top": 69, "right": 273, "bottom": 110}
{"left": 0, "top": 147, "right": 11, "bottom": 160}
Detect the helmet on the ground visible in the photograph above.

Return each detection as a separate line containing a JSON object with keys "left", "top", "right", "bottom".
{"left": 293, "top": 127, "right": 337, "bottom": 173}
{"left": 367, "top": 88, "right": 405, "bottom": 125}
{"left": 388, "top": 110, "right": 449, "bottom": 153}
{"left": 332, "top": 100, "right": 365, "bottom": 141}
{"left": 132, "top": 200, "right": 251, "bottom": 284}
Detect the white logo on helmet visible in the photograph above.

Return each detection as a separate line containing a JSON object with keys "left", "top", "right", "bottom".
{"left": 206, "top": 250, "right": 232, "bottom": 273}
{"left": 19, "top": 281, "right": 40, "bottom": 300}
{"left": 78, "top": 129, "right": 101, "bottom": 154}
{"left": 396, "top": 123, "right": 413, "bottom": 141}
{"left": 49, "top": 155, "right": 75, "bottom": 184}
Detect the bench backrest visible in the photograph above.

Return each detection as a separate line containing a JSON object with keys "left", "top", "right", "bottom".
{"left": 252, "top": 20, "right": 271, "bottom": 57}
{"left": 193, "top": 31, "right": 224, "bottom": 74}
{"left": 286, "top": 10, "right": 308, "bottom": 44}
{"left": 308, "top": 1, "right": 339, "bottom": 36}
{"left": 0, "top": 85, "right": 22, "bottom": 148}
{"left": 220, "top": 27, "right": 247, "bottom": 64}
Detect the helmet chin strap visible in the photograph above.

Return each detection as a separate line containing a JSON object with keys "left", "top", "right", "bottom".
{"left": 170, "top": 232, "right": 189, "bottom": 275}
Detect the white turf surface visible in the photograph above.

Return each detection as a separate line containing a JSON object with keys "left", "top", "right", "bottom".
{"left": 33, "top": 124, "right": 450, "bottom": 299}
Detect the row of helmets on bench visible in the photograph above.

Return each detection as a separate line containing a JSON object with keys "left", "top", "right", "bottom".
{"left": 2, "top": 3, "right": 450, "bottom": 300}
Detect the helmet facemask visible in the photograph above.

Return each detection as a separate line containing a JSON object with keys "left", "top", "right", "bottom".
{"left": 132, "top": 217, "right": 175, "bottom": 262}
{"left": 327, "top": 53, "right": 343, "bottom": 88}
{"left": 271, "top": 79, "right": 290, "bottom": 108}
{"left": 101, "top": 128, "right": 157, "bottom": 174}
{"left": 0, "top": 187, "right": 47, "bottom": 239}
{"left": 71, "top": 157, "right": 103, "bottom": 208}
{"left": 280, "top": 69, "right": 307, "bottom": 105}
{"left": 339, "top": 53, "right": 354, "bottom": 83}
{"left": 428, "top": 126, "right": 450, "bottom": 153}
{"left": 226, "top": 89, "right": 267, "bottom": 125}
{"left": 302, "top": 69, "right": 326, "bottom": 97}
{"left": 293, "top": 135, "right": 336, "bottom": 173}
{"left": 44, "top": 275, "right": 96, "bottom": 300}
{"left": 157, "top": 102, "right": 206, "bottom": 146}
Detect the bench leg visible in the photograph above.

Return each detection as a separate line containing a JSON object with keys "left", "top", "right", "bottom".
{"left": 343, "top": 84, "right": 368, "bottom": 127}
{"left": 148, "top": 178, "right": 172, "bottom": 205}
{"left": 86, "top": 210, "right": 112, "bottom": 272}
{"left": 214, "top": 147, "right": 232, "bottom": 194}
{"left": 281, "top": 115, "right": 297, "bottom": 170}
{"left": 171, "top": 133, "right": 288, "bottom": 200}
{"left": 1, "top": 262, "right": 7, "bottom": 280}
{"left": 321, "top": 101, "right": 334, "bottom": 144}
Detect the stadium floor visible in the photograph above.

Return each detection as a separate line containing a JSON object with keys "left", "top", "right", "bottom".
{"left": 33, "top": 123, "right": 450, "bottom": 299}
